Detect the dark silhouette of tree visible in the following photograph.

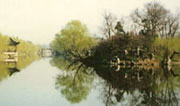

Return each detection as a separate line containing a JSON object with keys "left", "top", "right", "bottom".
{"left": 115, "top": 21, "right": 125, "bottom": 35}
{"left": 131, "top": 2, "right": 180, "bottom": 38}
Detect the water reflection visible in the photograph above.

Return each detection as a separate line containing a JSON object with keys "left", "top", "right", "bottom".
{"left": 100, "top": 65, "right": 180, "bottom": 106}
{"left": 0, "top": 55, "right": 39, "bottom": 83}
{"left": 51, "top": 56, "right": 180, "bottom": 106}
{"left": 8, "top": 65, "right": 20, "bottom": 76}
{"left": 50, "top": 56, "right": 95, "bottom": 103}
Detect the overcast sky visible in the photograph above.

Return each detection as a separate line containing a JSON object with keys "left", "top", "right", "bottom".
{"left": 0, "top": 0, "right": 179, "bottom": 45}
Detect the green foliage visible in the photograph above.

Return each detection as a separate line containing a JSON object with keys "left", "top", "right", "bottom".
{"left": 0, "top": 34, "right": 9, "bottom": 52}
{"left": 50, "top": 56, "right": 74, "bottom": 72}
{"left": 0, "top": 54, "right": 39, "bottom": 83}
{"left": 50, "top": 20, "right": 96, "bottom": 60}
{"left": 0, "top": 56, "right": 39, "bottom": 83}
{"left": 153, "top": 37, "right": 180, "bottom": 59}
{"left": 17, "top": 40, "right": 40, "bottom": 57}
{"left": 0, "top": 33, "right": 40, "bottom": 61}
{"left": 154, "top": 37, "right": 180, "bottom": 51}
{"left": 0, "top": 33, "right": 40, "bottom": 83}
{"left": 88, "top": 34, "right": 150, "bottom": 65}
{"left": 51, "top": 56, "right": 94, "bottom": 103}
{"left": 0, "top": 64, "right": 9, "bottom": 82}
{"left": 0, "top": 34, "right": 9, "bottom": 61}
{"left": 50, "top": 20, "right": 97, "bottom": 103}
{"left": 56, "top": 72, "right": 93, "bottom": 103}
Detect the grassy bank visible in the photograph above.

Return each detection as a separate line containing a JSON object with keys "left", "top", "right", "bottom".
{"left": 153, "top": 37, "right": 180, "bottom": 60}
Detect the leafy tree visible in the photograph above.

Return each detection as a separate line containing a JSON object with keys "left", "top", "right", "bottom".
{"left": 114, "top": 21, "right": 125, "bottom": 35}
{"left": 50, "top": 20, "right": 96, "bottom": 60}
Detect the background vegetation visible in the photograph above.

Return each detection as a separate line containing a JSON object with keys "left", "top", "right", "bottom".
{"left": 0, "top": 33, "right": 40, "bottom": 61}
{"left": 49, "top": 1, "right": 180, "bottom": 105}
{"left": 50, "top": 20, "right": 97, "bottom": 61}
{"left": 0, "top": 33, "right": 40, "bottom": 83}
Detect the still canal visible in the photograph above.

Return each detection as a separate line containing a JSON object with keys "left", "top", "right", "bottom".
{"left": 0, "top": 58, "right": 180, "bottom": 106}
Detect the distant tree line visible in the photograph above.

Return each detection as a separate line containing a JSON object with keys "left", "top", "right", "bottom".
{"left": 0, "top": 33, "right": 40, "bottom": 61}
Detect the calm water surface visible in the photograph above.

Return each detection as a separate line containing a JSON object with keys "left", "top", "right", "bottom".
{"left": 0, "top": 59, "right": 104, "bottom": 106}
{"left": 0, "top": 58, "right": 180, "bottom": 106}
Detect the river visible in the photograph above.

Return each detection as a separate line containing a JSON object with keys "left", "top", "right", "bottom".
{"left": 0, "top": 59, "right": 106, "bottom": 106}
{"left": 0, "top": 58, "right": 180, "bottom": 106}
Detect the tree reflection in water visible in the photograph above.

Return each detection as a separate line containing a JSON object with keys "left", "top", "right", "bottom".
{"left": 92, "top": 64, "right": 180, "bottom": 106}
{"left": 0, "top": 55, "right": 39, "bottom": 83}
{"left": 51, "top": 56, "right": 95, "bottom": 103}
{"left": 51, "top": 56, "right": 180, "bottom": 106}
{"left": 51, "top": 54, "right": 180, "bottom": 106}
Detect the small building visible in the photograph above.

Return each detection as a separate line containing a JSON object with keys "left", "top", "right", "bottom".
{"left": 40, "top": 48, "right": 53, "bottom": 57}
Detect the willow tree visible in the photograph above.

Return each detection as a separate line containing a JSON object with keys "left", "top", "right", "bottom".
{"left": 50, "top": 20, "right": 96, "bottom": 60}
{"left": 50, "top": 21, "right": 96, "bottom": 103}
